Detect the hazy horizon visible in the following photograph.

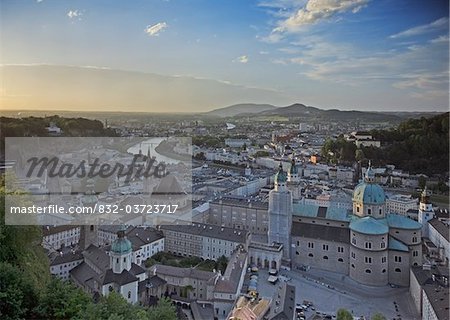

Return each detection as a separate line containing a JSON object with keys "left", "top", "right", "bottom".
{"left": 1, "top": 0, "right": 449, "bottom": 113}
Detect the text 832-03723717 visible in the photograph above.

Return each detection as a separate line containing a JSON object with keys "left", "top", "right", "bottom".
{"left": 95, "top": 204, "right": 178, "bottom": 214}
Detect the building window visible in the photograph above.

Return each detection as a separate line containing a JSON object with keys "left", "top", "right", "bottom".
{"left": 323, "top": 244, "right": 329, "bottom": 251}
{"left": 308, "top": 242, "right": 314, "bottom": 249}
{"left": 296, "top": 251, "right": 299, "bottom": 255}
{"left": 365, "top": 242, "right": 372, "bottom": 249}
{"left": 357, "top": 207, "right": 360, "bottom": 213}
{"left": 365, "top": 257, "right": 372, "bottom": 264}
{"left": 394, "top": 256, "right": 402, "bottom": 263}
{"left": 351, "top": 252, "right": 356, "bottom": 259}
{"left": 381, "top": 242, "right": 385, "bottom": 249}
{"left": 308, "top": 253, "right": 313, "bottom": 257}
{"left": 323, "top": 256, "right": 328, "bottom": 260}
{"left": 382, "top": 257, "right": 386, "bottom": 263}
{"left": 413, "top": 251, "right": 418, "bottom": 257}
{"left": 365, "top": 269, "right": 371, "bottom": 274}
{"left": 351, "top": 264, "right": 355, "bottom": 268}
{"left": 338, "top": 258, "right": 344, "bottom": 262}
{"left": 352, "top": 238, "right": 356, "bottom": 245}
{"left": 296, "top": 241, "right": 300, "bottom": 246}
{"left": 368, "top": 209, "right": 371, "bottom": 215}
{"left": 116, "top": 258, "right": 119, "bottom": 264}
{"left": 128, "top": 291, "right": 131, "bottom": 299}
{"left": 338, "top": 247, "right": 344, "bottom": 253}
{"left": 395, "top": 268, "right": 401, "bottom": 273}
{"left": 123, "top": 257, "right": 126, "bottom": 263}
{"left": 382, "top": 269, "right": 386, "bottom": 273}
{"left": 412, "top": 237, "right": 418, "bottom": 243}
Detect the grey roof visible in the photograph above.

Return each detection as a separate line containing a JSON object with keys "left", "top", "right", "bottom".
{"left": 129, "top": 263, "right": 146, "bottom": 276}
{"left": 50, "top": 250, "right": 83, "bottom": 266}
{"left": 291, "top": 221, "right": 349, "bottom": 243}
{"left": 215, "top": 249, "right": 247, "bottom": 294}
{"left": 388, "top": 236, "right": 409, "bottom": 252}
{"left": 267, "top": 283, "right": 296, "bottom": 320}
{"left": 43, "top": 225, "right": 79, "bottom": 236}
{"left": 210, "top": 197, "right": 269, "bottom": 210}
{"left": 83, "top": 244, "right": 110, "bottom": 273}
{"left": 103, "top": 269, "right": 138, "bottom": 286}
{"left": 150, "top": 264, "right": 217, "bottom": 281}
{"left": 429, "top": 218, "right": 449, "bottom": 241}
{"left": 411, "top": 266, "right": 449, "bottom": 320}
{"left": 143, "top": 275, "right": 167, "bottom": 289}
{"left": 190, "top": 302, "right": 215, "bottom": 320}
{"left": 70, "top": 262, "right": 100, "bottom": 291}
{"left": 127, "top": 227, "right": 164, "bottom": 247}
{"left": 160, "top": 223, "right": 248, "bottom": 243}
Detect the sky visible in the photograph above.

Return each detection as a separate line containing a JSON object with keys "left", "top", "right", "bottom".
{"left": 0, "top": 0, "right": 449, "bottom": 112}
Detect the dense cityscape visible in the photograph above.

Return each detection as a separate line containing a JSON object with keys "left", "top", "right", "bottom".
{"left": 1, "top": 1, "right": 449, "bottom": 320}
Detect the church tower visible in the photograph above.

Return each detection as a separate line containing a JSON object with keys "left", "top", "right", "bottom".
{"left": 287, "top": 158, "right": 301, "bottom": 200}
{"left": 268, "top": 163, "right": 293, "bottom": 262}
{"left": 110, "top": 225, "right": 133, "bottom": 273}
{"left": 418, "top": 187, "right": 434, "bottom": 238}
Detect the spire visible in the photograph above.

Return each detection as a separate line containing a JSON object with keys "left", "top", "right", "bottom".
{"left": 364, "top": 160, "right": 375, "bottom": 183}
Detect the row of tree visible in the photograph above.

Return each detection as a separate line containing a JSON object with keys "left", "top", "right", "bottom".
{"left": 321, "top": 113, "right": 449, "bottom": 175}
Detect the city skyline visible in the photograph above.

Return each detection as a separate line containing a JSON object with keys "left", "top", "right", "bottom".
{"left": 1, "top": 0, "right": 449, "bottom": 112}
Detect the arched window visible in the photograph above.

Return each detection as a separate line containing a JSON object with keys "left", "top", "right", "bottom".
{"left": 395, "top": 268, "right": 401, "bottom": 273}
{"left": 365, "top": 269, "right": 371, "bottom": 273}
{"left": 382, "top": 269, "right": 386, "bottom": 273}
{"left": 308, "top": 253, "right": 313, "bottom": 257}
{"left": 128, "top": 291, "right": 131, "bottom": 299}
{"left": 338, "top": 258, "right": 344, "bottom": 262}
{"left": 351, "top": 264, "right": 355, "bottom": 268}
{"left": 323, "top": 256, "right": 328, "bottom": 260}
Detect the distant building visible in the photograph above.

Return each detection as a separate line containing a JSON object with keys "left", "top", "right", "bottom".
{"left": 409, "top": 265, "right": 449, "bottom": 320}
{"left": 160, "top": 222, "right": 250, "bottom": 260}
{"left": 42, "top": 225, "right": 81, "bottom": 250}
{"left": 225, "top": 139, "right": 251, "bottom": 148}
{"left": 386, "top": 194, "right": 418, "bottom": 216}
{"left": 49, "top": 250, "right": 83, "bottom": 280}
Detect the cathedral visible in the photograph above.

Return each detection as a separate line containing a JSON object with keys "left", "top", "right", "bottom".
{"left": 267, "top": 161, "right": 423, "bottom": 287}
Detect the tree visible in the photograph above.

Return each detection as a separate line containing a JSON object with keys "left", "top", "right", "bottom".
{"left": 372, "top": 313, "right": 387, "bottom": 320}
{"left": 337, "top": 308, "right": 353, "bottom": 320}
{"left": 147, "top": 297, "right": 177, "bottom": 320}
{"left": 83, "top": 291, "right": 140, "bottom": 320}
{"left": 36, "top": 277, "right": 91, "bottom": 319}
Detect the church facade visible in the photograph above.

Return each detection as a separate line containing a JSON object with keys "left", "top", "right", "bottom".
{"left": 267, "top": 162, "right": 423, "bottom": 287}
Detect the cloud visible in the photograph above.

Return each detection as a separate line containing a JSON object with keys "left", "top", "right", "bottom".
{"left": 67, "top": 10, "right": 82, "bottom": 19}
{"left": 429, "top": 35, "right": 449, "bottom": 44}
{"left": 234, "top": 55, "right": 249, "bottom": 63}
{"left": 145, "top": 22, "right": 168, "bottom": 36}
{"left": 389, "top": 17, "right": 449, "bottom": 39}
{"left": 274, "top": 0, "right": 370, "bottom": 33}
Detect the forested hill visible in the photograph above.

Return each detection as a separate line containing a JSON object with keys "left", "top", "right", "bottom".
{"left": 0, "top": 116, "right": 116, "bottom": 137}
{"left": 322, "top": 112, "right": 449, "bottom": 176}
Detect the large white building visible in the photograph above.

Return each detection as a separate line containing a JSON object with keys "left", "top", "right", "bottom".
{"left": 386, "top": 194, "right": 418, "bottom": 216}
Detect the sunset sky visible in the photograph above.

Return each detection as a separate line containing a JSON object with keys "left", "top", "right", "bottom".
{"left": 1, "top": 0, "right": 449, "bottom": 112}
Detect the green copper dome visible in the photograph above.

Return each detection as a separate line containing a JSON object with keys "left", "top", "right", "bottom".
{"left": 353, "top": 162, "right": 385, "bottom": 205}
{"left": 111, "top": 226, "right": 132, "bottom": 254}
{"left": 275, "top": 163, "right": 287, "bottom": 183}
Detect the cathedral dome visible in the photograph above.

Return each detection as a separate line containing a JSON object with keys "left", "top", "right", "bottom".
{"left": 111, "top": 226, "right": 132, "bottom": 254}
{"left": 353, "top": 162, "right": 385, "bottom": 205}
{"left": 353, "top": 183, "right": 385, "bottom": 205}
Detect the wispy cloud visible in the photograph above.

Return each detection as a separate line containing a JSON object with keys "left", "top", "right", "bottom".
{"left": 234, "top": 55, "right": 249, "bottom": 63}
{"left": 145, "top": 22, "right": 168, "bottom": 37}
{"left": 67, "top": 10, "right": 82, "bottom": 19}
{"left": 389, "top": 17, "right": 449, "bottom": 39}
{"left": 273, "top": 0, "right": 370, "bottom": 33}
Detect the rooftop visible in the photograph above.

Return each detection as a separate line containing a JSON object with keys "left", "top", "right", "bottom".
{"left": 349, "top": 216, "right": 389, "bottom": 235}
{"left": 388, "top": 236, "right": 409, "bottom": 252}
{"left": 386, "top": 213, "right": 422, "bottom": 230}
{"left": 160, "top": 223, "right": 248, "bottom": 243}
{"left": 292, "top": 222, "right": 349, "bottom": 243}
{"left": 429, "top": 218, "right": 450, "bottom": 242}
